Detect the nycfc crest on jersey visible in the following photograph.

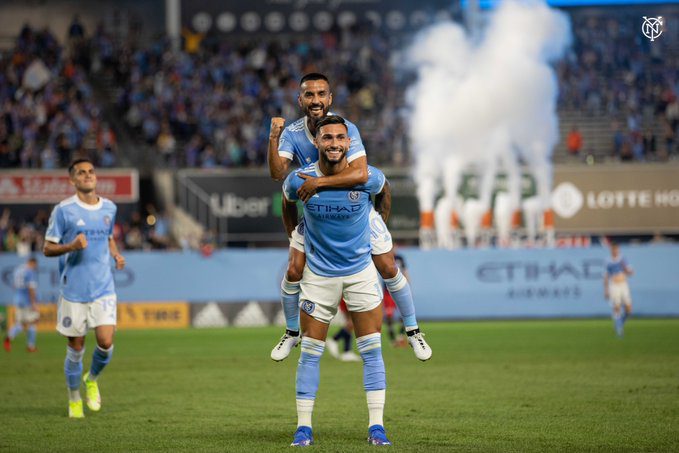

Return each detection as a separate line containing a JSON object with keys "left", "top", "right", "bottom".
{"left": 283, "top": 163, "right": 385, "bottom": 277}
{"left": 277, "top": 114, "right": 367, "bottom": 166}
{"left": 45, "top": 195, "right": 118, "bottom": 303}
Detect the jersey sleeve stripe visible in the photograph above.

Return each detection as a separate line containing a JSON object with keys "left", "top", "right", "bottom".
{"left": 347, "top": 150, "right": 367, "bottom": 163}
{"left": 278, "top": 150, "right": 294, "bottom": 160}
{"left": 376, "top": 176, "right": 386, "bottom": 194}
{"left": 45, "top": 235, "right": 61, "bottom": 243}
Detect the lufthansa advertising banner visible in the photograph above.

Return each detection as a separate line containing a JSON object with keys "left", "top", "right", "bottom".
{"left": 552, "top": 165, "right": 679, "bottom": 233}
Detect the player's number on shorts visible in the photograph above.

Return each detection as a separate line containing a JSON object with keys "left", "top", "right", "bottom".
{"left": 103, "top": 298, "right": 116, "bottom": 314}
{"left": 370, "top": 216, "right": 387, "bottom": 239}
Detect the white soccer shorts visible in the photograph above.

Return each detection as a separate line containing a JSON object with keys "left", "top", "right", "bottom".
{"left": 56, "top": 294, "right": 117, "bottom": 337}
{"left": 608, "top": 281, "right": 632, "bottom": 308}
{"left": 299, "top": 263, "right": 383, "bottom": 324}
{"left": 290, "top": 206, "right": 393, "bottom": 255}
{"left": 15, "top": 307, "right": 40, "bottom": 324}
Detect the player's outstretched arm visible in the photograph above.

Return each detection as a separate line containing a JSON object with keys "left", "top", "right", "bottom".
{"left": 43, "top": 233, "right": 87, "bottom": 257}
{"left": 374, "top": 179, "right": 392, "bottom": 223}
{"left": 268, "top": 117, "right": 290, "bottom": 181}
{"left": 297, "top": 156, "right": 368, "bottom": 202}
{"left": 109, "top": 237, "right": 125, "bottom": 270}
{"left": 282, "top": 197, "right": 299, "bottom": 238}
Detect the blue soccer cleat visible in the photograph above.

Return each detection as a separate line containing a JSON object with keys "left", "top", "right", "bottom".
{"left": 367, "top": 424, "right": 392, "bottom": 446}
{"left": 291, "top": 426, "right": 314, "bottom": 447}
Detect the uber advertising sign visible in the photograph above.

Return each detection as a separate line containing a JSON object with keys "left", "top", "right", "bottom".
{"left": 552, "top": 165, "right": 679, "bottom": 233}
{"left": 179, "top": 169, "right": 423, "bottom": 241}
{"left": 179, "top": 170, "right": 287, "bottom": 240}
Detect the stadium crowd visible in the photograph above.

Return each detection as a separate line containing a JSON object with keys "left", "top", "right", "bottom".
{"left": 0, "top": 9, "right": 677, "bottom": 172}
{"left": 113, "top": 25, "right": 407, "bottom": 168}
{"left": 558, "top": 12, "right": 678, "bottom": 161}
{"left": 0, "top": 23, "right": 120, "bottom": 170}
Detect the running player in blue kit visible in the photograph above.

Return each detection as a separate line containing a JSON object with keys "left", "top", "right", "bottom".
{"left": 4, "top": 257, "right": 40, "bottom": 353}
{"left": 44, "top": 158, "right": 126, "bottom": 418}
{"left": 268, "top": 73, "right": 431, "bottom": 362}
{"left": 283, "top": 115, "right": 392, "bottom": 446}
{"left": 604, "top": 242, "right": 634, "bottom": 337}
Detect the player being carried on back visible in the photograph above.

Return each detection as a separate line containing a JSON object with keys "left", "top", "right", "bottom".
{"left": 268, "top": 73, "right": 431, "bottom": 362}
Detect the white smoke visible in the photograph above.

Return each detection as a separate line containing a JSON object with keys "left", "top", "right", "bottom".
{"left": 405, "top": 1, "right": 572, "bottom": 248}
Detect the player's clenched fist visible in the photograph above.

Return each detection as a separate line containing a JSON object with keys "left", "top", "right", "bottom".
{"left": 71, "top": 233, "right": 88, "bottom": 251}
{"left": 113, "top": 253, "right": 126, "bottom": 270}
{"left": 270, "top": 117, "right": 285, "bottom": 139}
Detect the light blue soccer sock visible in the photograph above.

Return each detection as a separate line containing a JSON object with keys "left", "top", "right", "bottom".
{"left": 65, "top": 346, "right": 84, "bottom": 401}
{"left": 613, "top": 313, "right": 624, "bottom": 336}
{"left": 296, "top": 337, "right": 325, "bottom": 427}
{"left": 26, "top": 325, "right": 37, "bottom": 348}
{"left": 89, "top": 345, "right": 114, "bottom": 380}
{"left": 281, "top": 278, "right": 301, "bottom": 333}
{"left": 8, "top": 324, "right": 23, "bottom": 340}
{"left": 384, "top": 270, "right": 418, "bottom": 329}
{"left": 621, "top": 310, "right": 629, "bottom": 323}
{"left": 357, "top": 333, "right": 386, "bottom": 427}
{"left": 357, "top": 333, "right": 386, "bottom": 391}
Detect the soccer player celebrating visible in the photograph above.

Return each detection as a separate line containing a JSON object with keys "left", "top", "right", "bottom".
{"left": 268, "top": 73, "right": 431, "bottom": 362}
{"left": 604, "top": 242, "right": 633, "bottom": 337}
{"left": 43, "top": 158, "right": 125, "bottom": 418}
{"left": 283, "top": 116, "right": 393, "bottom": 446}
{"left": 4, "top": 257, "right": 40, "bottom": 353}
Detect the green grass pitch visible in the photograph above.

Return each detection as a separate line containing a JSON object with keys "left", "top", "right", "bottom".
{"left": 1, "top": 319, "right": 678, "bottom": 452}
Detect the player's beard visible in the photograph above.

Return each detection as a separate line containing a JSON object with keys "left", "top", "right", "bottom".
{"left": 305, "top": 103, "right": 329, "bottom": 124}
{"left": 321, "top": 146, "right": 347, "bottom": 166}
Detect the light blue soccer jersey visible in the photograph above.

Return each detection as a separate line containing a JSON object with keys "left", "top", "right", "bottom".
{"left": 13, "top": 264, "right": 37, "bottom": 308}
{"left": 278, "top": 113, "right": 366, "bottom": 166}
{"left": 606, "top": 257, "right": 628, "bottom": 277}
{"left": 284, "top": 164, "right": 386, "bottom": 277}
{"left": 45, "top": 195, "right": 117, "bottom": 302}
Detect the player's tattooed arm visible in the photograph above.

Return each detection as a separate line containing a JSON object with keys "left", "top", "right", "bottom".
{"left": 374, "top": 180, "right": 392, "bottom": 223}
{"left": 297, "top": 156, "right": 368, "bottom": 202}
{"left": 268, "top": 117, "right": 290, "bottom": 181}
{"left": 282, "top": 197, "right": 299, "bottom": 238}
{"left": 43, "top": 233, "right": 87, "bottom": 257}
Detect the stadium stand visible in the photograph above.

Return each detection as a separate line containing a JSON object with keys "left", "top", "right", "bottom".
{"left": 1, "top": 8, "right": 677, "bottom": 171}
